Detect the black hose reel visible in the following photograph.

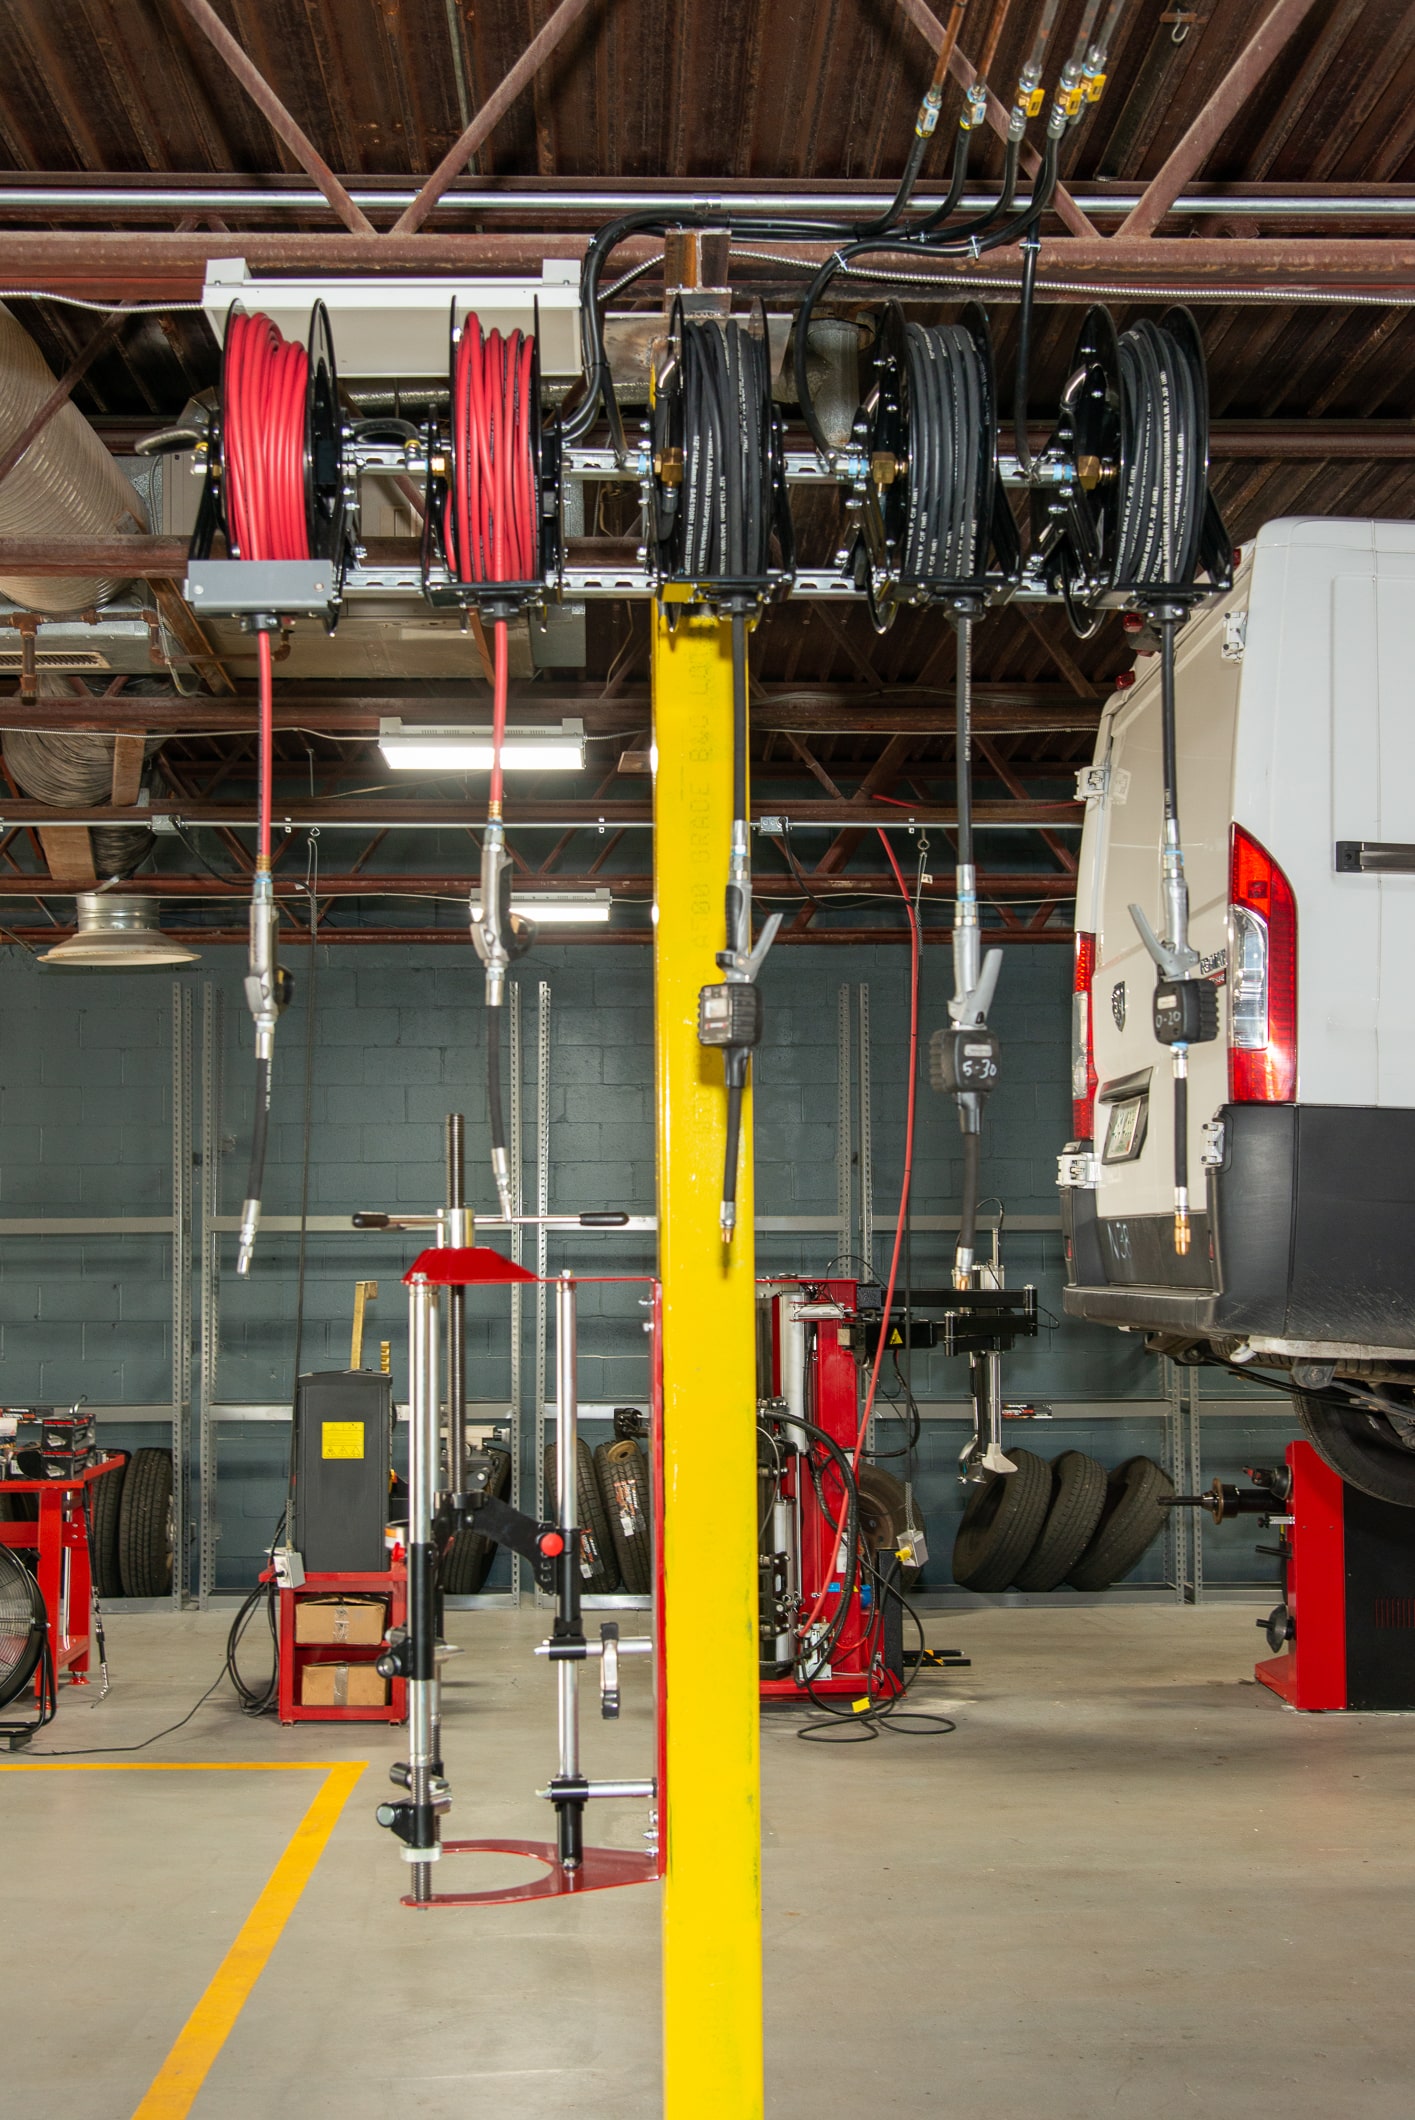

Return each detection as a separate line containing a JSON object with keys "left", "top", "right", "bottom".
{"left": 649, "top": 302, "right": 793, "bottom": 616}
{"left": 847, "top": 302, "right": 1020, "bottom": 632}
{"left": 1034, "top": 304, "right": 1232, "bottom": 629}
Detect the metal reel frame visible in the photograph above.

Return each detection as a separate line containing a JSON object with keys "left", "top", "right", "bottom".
{"left": 648, "top": 296, "right": 793, "bottom": 615}
{"left": 422, "top": 296, "right": 562, "bottom": 618}
{"left": 852, "top": 302, "right": 1019, "bottom": 634}
{"left": 1039, "top": 303, "right": 1232, "bottom": 621}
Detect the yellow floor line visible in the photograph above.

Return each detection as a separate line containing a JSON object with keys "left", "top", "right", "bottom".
{"left": 2, "top": 1760, "right": 367, "bottom": 2119}
{"left": 129, "top": 1761, "right": 366, "bottom": 2119}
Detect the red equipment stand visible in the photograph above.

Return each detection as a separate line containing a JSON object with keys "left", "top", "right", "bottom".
{"left": 273, "top": 1565, "right": 408, "bottom": 1726}
{"left": 758, "top": 1278, "right": 900, "bottom": 1703}
{"left": 0, "top": 1455, "right": 122, "bottom": 1694}
{"left": 1256, "top": 1440, "right": 1415, "bottom": 1712}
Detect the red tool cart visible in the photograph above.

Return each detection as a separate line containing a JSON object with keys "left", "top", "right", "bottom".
{"left": 0, "top": 1455, "right": 123, "bottom": 1693}
{"left": 273, "top": 1564, "right": 408, "bottom": 1725}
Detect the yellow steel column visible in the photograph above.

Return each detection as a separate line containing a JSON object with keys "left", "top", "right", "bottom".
{"left": 652, "top": 603, "right": 763, "bottom": 2119}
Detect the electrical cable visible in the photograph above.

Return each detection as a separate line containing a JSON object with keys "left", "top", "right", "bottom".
{"left": 22, "top": 1661, "right": 230, "bottom": 1757}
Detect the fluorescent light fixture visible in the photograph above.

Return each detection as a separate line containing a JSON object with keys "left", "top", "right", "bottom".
{"left": 39, "top": 893, "right": 198, "bottom": 968}
{"left": 379, "top": 718, "right": 585, "bottom": 772}
{"left": 469, "top": 890, "right": 612, "bottom": 926}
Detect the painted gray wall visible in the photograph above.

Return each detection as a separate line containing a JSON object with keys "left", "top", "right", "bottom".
{"left": 0, "top": 940, "right": 1290, "bottom": 1592}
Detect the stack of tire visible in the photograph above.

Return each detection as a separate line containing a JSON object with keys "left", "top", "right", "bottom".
{"left": 438, "top": 1427, "right": 654, "bottom": 1598}
{"left": 0, "top": 1447, "right": 175, "bottom": 1597}
{"left": 952, "top": 1449, "right": 1174, "bottom": 1593}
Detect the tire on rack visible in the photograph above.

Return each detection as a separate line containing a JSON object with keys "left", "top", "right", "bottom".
{"left": 543, "top": 1439, "right": 619, "bottom": 1594}
{"left": 856, "top": 1463, "right": 923, "bottom": 1587}
{"left": 439, "top": 1446, "right": 512, "bottom": 1596}
{"left": 88, "top": 1451, "right": 130, "bottom": 1599}
{"left": 117, "top": 1447, "right": 174, "bottom": 1598}
{"left": 1295, "top": 1391, "right": 1415, "bottom": 1508}
{"left": 1066, "top": 1455, "right": 1174, "bottom": 1591}
{"left": 594, "top": 1438, "right": 652, "bottom": 1596}
{"left": 951, "top": 1448, "right": 1051, "bottom": 1594}
{"left": 1013, "top": 1450, "right": 1108, "bottom": 1592}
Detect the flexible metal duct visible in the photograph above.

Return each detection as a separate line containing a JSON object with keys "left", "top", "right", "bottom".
{"left": 0, "top": 303, "right": 148, "bottom": 613}
{"left": 4, "top": 678, "right": 160, "bottom": 877}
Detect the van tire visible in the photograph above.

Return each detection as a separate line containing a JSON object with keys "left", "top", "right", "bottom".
{"left": 1295, "top": 1393, "right": 1415, "bottom": 1508}
{"left": 543, "top": 1440, "right": 620, "bottom": 1593}
{"left": 1013, "top": 1451, "right": 1108, "bottom": 1592}
{"left": 117, "top": 1448, "right": 174, "bottom": 1598}
{"left": 594, "top": 1439, "right": 652, "bottom": 1595}
{"left": 1066, "top": 1456, "right": 1174, "bottom": 1591}
{"left": 951, "top": 1449, "right": 1051, "bottom": 1593}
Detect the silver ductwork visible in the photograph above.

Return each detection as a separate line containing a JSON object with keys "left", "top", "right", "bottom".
{"left": 4, "top": 680, "right": 160, "bottom": 879}
{"left": 0, "top": 303, "right": 148, "bottom": 613}
{"left": 38, "top": 893, "right": 197, "bottom": 968}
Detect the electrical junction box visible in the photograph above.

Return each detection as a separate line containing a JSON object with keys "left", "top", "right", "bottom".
{"left": 292, "top": 1371, "right": 393, "bottom": 1574}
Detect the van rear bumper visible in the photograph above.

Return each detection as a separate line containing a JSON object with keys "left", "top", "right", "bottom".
{"left": 1063, "top": 1103, "right": 1415, "bottom": 1354}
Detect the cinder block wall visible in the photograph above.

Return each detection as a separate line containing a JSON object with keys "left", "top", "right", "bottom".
{"left": 0, "top": 940, "right": 1290, "bottom": 1590}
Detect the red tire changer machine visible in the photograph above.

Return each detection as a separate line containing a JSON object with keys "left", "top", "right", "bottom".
{"left": 756, "top": 1273, "right": 1037, "bottom": 1700}
{"left": 1169, "top": 1438, "right": 1415, "bottom": 1712}
{"left": 374, "top": 1243, "right": 664, "bottom": 1908}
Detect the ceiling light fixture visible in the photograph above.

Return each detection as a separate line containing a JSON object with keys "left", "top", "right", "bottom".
{"left": 467, "top": 890, "right": 612, "bottom": 926}
{"left": 39, "top": 893, "right": 199, "bottom": 968}
{"left": 378, "top": 718, "right": 586, "bottom": 772}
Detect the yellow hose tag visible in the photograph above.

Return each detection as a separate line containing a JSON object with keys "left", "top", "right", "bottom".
{"left": 1023, "top": 86, "right": 1044, "bottom": 117}
{"left": 852, "top": 1696, "right": 872, "bottom": 1714}
{"left": 1085, "top": 71, "right": 1107, "bottom": 102}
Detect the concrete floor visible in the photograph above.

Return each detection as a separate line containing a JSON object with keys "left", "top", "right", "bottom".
{"left": 6, "top": 1603, "right": 1415, "bottom": 2118}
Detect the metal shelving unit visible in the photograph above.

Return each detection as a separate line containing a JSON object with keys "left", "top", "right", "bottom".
{"left": 0, "top": 979, "right": 193, "bottom": 1610}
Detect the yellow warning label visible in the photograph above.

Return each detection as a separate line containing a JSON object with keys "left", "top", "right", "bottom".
{"left": 889, "top": 1327, "right": 904, "bottom": 1345}
{"left": 321, "top": 1421, "right": 364, "bottom": 1460}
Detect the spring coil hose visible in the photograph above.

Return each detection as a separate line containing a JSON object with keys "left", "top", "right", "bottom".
{"left": 1110, "top": 316, "right": 1207, "bottom": 594}
{"left": 897, "top": 322, "right": 989, "bottom": 587}
{"left": 665, "top": 318, "right": 773, "bottom": 585}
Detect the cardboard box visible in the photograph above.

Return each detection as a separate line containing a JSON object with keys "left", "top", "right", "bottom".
{"left": 294, "top": 1594, "right": 388, "bottom": 1646}
{"left": 301, "top": 1661, "right": 388, "bottom": 1708}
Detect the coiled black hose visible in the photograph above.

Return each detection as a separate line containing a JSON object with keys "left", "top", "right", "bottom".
{"left": 1111, "top": 317, "right": 1207, "bottom": 593}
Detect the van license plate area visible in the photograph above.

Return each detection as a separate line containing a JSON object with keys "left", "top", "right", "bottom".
{"left": 1102, "top": 1094, "right": 1148, "bottom": 1164}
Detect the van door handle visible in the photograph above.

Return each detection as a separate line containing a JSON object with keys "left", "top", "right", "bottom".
{"left": 1336, "top": 841, "right": 1415, "bottom": 874}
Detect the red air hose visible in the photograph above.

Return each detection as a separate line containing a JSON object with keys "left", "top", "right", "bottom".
{"left": 800, "top": 830, "right": 920, "bottom": 1647}
{"left": 447, "top": 318, "right": 537, "bottom": 809}
{"left": 223, "top": 311, "right": 310, "bottom": 565}
{"left": 222, "top": 311, "right": 314, "bottom": 860}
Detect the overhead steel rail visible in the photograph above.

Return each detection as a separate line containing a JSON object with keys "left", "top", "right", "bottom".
{"left": 1, "top": 182, "right": 1411, "bottom": 222}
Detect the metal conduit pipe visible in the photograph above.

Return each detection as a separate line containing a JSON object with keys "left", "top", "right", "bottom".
{"left": 0, "top": 305, "right": 146, "bottom": 614}
{"left": 0, "top": 185, "right": 1411, "bottom": 221}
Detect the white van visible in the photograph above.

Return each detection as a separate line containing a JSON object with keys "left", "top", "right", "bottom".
{"left": 1059, "top": 517, "right": 1415, "bottom": 1505}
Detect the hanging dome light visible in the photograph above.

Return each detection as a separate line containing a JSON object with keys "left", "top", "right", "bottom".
{"left": 39, "top": 893, "right": 198, "bottom": 968}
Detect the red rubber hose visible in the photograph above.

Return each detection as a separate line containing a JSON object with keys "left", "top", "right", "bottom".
{"left": 256, "top": 629, "right": 273, "bottom": 867}
{"left": 799, "top": 829, "right": 920, "bottom": 1647}
{"left": 447, "top": 318, "right": 537, "bottom": 809}
{"left": 223, "top": 311, "right": 310, "bottom": 563}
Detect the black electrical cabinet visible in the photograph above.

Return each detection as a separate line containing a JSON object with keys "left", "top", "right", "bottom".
{"left": 292, "top": 1371, "right": 393, "bottom": 1573}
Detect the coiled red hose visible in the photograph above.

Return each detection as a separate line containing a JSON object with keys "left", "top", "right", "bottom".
{"left": 223, "top": 311, "right": 310, "bottom": 565}
{"left": 446, "top": 318, "right": 537, "bottom": 809}
{"left": 222, "top": 311, "right": 313, "bottom": 863}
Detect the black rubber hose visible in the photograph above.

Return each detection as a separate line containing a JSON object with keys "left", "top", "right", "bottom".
{"left": 910, "top": 122, "right": 975, "bottom": 237}
{"left": 722, "top": 1057, "right": 746, "bottom": 1231}
{"left": 957, "top": 1126, "right": 982, "bottom": 1263}
{"left": 487, "top": 1006, "right": 507, "bottom": 1181}
{"left": 1159, "top": 614, "right": 1179, "bottom": 833}
{"left": 955, "top": 611, "right": 974, "bottom": 869}
{"left": 731, "top": 609, "right": 748, "bottom": 820}
{"left": 1013, "top": 232, "right": 1041, "bottom": 479}
{"left": 242, "top": 1053, "right": 270, "bottom": 1231}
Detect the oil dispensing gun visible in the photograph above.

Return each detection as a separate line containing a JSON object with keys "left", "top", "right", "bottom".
{"left": 1126, "top": 608, "right": 1218, "bottom": 1255}
{"left": 928, "top": 607, "right": 1005, "bottom": 1291}
{"left": 697, "top": 609, "right": 782, "bottom": 1243}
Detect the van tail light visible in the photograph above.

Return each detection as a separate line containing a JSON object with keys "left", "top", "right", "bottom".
{"left": 1071, "top": 930, "right": 1098, "bottom": 1137}
{"left": 1229, "top": 825, "right": 1296, "bottom": 1103}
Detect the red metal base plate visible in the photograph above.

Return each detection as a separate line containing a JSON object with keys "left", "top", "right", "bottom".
{"left": 403, "top": 1837, "right": 660, "bottom": 1907}
{"left": 1255, "top": 1651, "right": 1300, "bottom": 1706}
